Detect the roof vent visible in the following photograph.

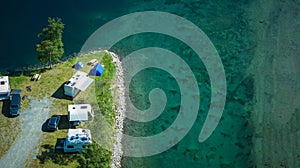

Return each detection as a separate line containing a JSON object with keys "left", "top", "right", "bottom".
{"left": 80, "top": 106, "right": 88, "bottom": 109}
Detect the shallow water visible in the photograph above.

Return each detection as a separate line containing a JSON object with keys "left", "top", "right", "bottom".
{"left": 112, "top": 1, "right": 255, "bottom": 167}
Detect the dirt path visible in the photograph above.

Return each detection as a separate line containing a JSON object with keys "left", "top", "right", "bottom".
{"left": 0, "top": 96, "right": 52, "bottom": 168}
{"left": 248, "top": 0, "right": 300, "bottom": 167}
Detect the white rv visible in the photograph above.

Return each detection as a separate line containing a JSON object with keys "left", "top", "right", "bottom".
{"left": 0, "top": 76, "right": 10, "bottom": 100}
{"left": 68, "top": 104, "right": 94, "bottom": 126}
{"left": 63, "top": 129, "right": 92, "bottom": 153}
{"left": 64, "top": 71, "right": 94, "bottom": 98}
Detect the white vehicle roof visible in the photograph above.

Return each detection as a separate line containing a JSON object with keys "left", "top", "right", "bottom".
{"left": 66, "top": 129, "right": 92, "bottom": 145}
{"left": 68, "top": 104, "right": 93, "bottom": 121}
{"left": 65, "top": 71, "right": 94, "bottom": 91}
{"left": 0, "top": 76, "right": 10, "bottom": 93}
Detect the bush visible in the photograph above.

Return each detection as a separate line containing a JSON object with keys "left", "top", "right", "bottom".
{"left": 76, "top": 142, "right": 111, "bottom": 168}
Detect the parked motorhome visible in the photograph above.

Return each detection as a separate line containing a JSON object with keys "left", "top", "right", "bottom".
{"left": 63, "top": 129, "right": 92, "bottom": 153}
{"left": 64, "top": 71, "right": 94, "bottom": 98}
{"left": 0, "top": 76, "right": 10, "bottom": 100}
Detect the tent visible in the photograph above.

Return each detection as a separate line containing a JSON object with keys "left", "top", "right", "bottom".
{"left": 90, "top": 63, "right": 104, "bottom": 76}
{"left": 74, "top": 61, "right": 83, "bottom": 70}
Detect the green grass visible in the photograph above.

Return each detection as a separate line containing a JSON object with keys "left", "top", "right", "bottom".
{"left": 0, "top": 51, "right": 117, "bottom": 167}
{"left": 0, "top": 103, "right": 20, "bottom": 157}
{"left": 0, "top": 75, "right": 34, "bottom": 157}
{"left": 94, "top": 53, "right": 116, "bottom": 125}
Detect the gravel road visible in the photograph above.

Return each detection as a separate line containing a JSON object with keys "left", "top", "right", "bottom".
{"left": 0, "top": 96, "right": 52, "bottom": 168}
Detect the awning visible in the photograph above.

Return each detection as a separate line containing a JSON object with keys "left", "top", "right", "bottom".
{"left": 74, "top": 77, "right": 94, "bottom": 91}
{"left": 68, "top": 104, "right": 92, "bottom": 121}
{"left": 69, "top": 110, "right": 88, "bottom": 121}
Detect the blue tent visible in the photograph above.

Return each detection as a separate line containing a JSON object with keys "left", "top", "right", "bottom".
{"left": 74, "top": 61, "right": 83, "bottom": 70}
{"left": 90, "top": 63, "right": 104, "bottom": 76}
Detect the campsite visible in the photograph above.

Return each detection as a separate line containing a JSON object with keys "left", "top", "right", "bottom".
{"left": 0, "top": 51, "right": 117, "bottom": 168}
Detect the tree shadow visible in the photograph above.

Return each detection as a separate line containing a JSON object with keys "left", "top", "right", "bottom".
{"left": 51, "top": 83, "right": 73, "bottom": 101}
{"left": 36, "top": 144, "right": 77, "bottom": 165}
{"left": 1, "top": 100, "right": 14, "bottom": 118}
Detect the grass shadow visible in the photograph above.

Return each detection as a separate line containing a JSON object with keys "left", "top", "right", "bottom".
{"left": 37, "top": 144, "right": 76, "bottom": 165}
{"left": 51, "top": 83, "right": 73, "bottom": 101}
{"left": 58, "top": 115, "right": 70, "bottom": 130}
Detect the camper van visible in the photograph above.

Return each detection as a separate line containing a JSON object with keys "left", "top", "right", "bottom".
{"left": 0, "top": 76, "right": 10, "bottom": 100}
{"left": 64, "top": 71, "right": 94, "bottom": 98}
{"left": 10, "top": 89, "right": 21, "bottom": 116}
{"left": 63, "top": 129, "right": 92, "bottom": 153}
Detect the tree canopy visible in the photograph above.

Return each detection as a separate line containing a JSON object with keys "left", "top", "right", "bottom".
{"left": 36, "top": 17, "right": 64, "bottom": 68}
{"left": 76, "top": 142, "right": 111, "bottom": 168}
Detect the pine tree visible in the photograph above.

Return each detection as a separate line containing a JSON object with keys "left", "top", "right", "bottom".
{"left": 36, "top": 17, "right": 64, "bottom": 68}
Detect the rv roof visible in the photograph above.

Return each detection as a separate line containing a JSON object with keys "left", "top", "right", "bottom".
{"left": 65, "top": 71, "right": 94, "bottom": 91}
{"left": 66, "top": 129, "right": 92, "bottom": 144}
{"left": 0, "top": 76, "right": 9, "bottom": 92}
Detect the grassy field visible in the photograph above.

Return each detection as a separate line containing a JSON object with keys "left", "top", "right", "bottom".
{"left": 0, "top": 51, "right": 117, "bottom": 168}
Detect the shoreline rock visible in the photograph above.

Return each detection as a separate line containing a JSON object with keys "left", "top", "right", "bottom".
{"left": 105, "top": 50, "right": 125, "bottom": 168}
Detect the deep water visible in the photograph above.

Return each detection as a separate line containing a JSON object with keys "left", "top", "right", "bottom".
{"left": 0, "top": 0, "right": 255, "bottom": 167}
{"left": 0, "top": 0, "right": 127, "bottom": 71}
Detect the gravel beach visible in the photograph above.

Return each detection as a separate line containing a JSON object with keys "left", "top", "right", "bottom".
{"left": 106, "top": 50, "right": 126, "bottom": 168}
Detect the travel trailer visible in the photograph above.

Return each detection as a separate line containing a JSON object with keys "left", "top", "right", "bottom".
{"left": 68, "top": 104, "right": 94, "bottom": 127}
{"left": 63, "top": 129, "right": 92, "bottom": 153}
{"left": 0, "top": 76, "right": 10, "bottom": 100}
{"left": 64, "top": 71, "right": 94, "bottom": 98}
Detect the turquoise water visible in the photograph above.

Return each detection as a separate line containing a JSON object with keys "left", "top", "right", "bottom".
{"left": 1, "top": 0, "right": 255, "bottom": 167}
{"left": 112, "top": 1, "right": 255, "bottom": 167}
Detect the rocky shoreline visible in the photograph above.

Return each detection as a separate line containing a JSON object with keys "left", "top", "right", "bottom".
{"left": 105, "top": 50, "right": 125, "bottom": 168}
